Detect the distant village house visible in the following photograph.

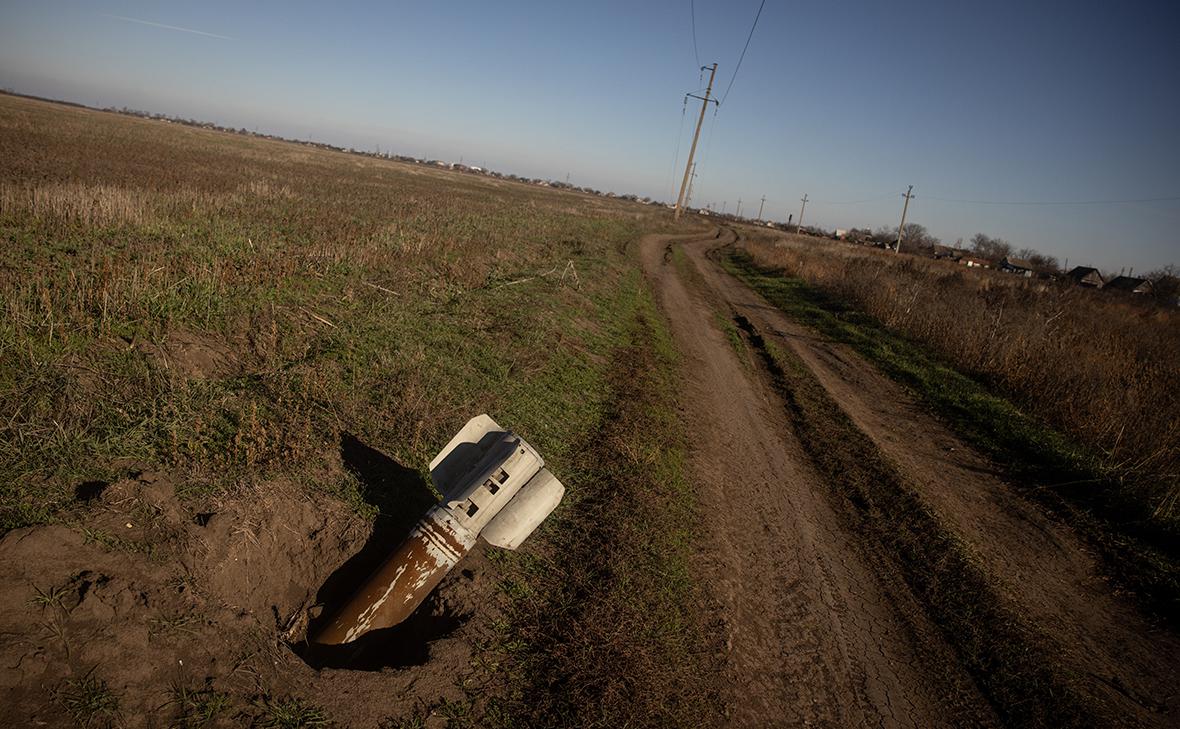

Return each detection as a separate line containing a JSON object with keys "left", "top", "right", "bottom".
{"left": 999, "top": 257, "right": 1035, "bottom": 277}
{"left": 933, "top": 245, "right": 963, "bottom": 261}
{"left": 1065, "top": 266, "right": 1104, "bottom": 288}
{"left": 1104, "top": 276, "right": 1153, "bottom": 295}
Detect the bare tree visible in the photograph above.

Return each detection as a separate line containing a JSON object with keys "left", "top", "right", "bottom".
{"left": 872, "top": 226, "right": 895, "bottom": 245}
{"left": 875, "top": 223, "right": 939, "bottom": 250}
{"left": 900, "top": 222, "right": 940, "bottom": 250}
{"left": 970, "top": 233, "right": 1012, "bottom": 261}
{"left": 1146, "top": 265, "right": 1180, "bottom": 302}
{"left": 1010, "top": 246, "right": 1058, "bottom": 271}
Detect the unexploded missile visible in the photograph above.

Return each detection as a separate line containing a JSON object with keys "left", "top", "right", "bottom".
{"left": 310, "top": 415, "right": 565, "bottom": 645}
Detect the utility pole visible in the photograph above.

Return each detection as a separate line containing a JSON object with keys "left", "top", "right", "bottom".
{"left": 895, "top": 185, "right": 915, "bottom": 252}
{"left": 798, "top": 194, "right": 809, "bottom": 230}
{"left": 758, "top": 195, "right": 766, "bottom": 221}
{"left": 736, "top": 198, "right": 743, "bottom": 218}
{"left": 722, "top": 201, "right": 727, "bottom": 215}
{"left": 674, "top": 63, "right": 719, "bottom": 220}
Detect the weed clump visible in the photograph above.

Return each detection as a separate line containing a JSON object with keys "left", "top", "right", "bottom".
{"left": 169, "top": 686, "right": 233, "bottom": 728}
{"left": 55, "top": 673, "right": 120, "bottom": 728}
{"left": 253, "top": 696, "right": 330, "bottom": 729}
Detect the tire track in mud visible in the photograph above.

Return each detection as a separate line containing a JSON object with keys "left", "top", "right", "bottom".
{"left": 668, "top": 227, "right": 1179, "bottom": 728}
{"left": 641, "top": 231, "right": 995, "bottom": 728}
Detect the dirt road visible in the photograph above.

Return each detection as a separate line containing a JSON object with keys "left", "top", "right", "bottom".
{"left": 642, "top": 229, "right": 1180, "bottom": 727}
{"left": 642, "top": 231, "right": 994, "bottom": 727}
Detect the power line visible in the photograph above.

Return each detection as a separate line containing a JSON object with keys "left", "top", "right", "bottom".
{"left": 694, "top": 104, "right": 721, "bottom": 183}
{"left": 690, "top": 0, "right": 701, "bottom": 68}
{"left": 809, "top": 192, "right": 898, "bottom": 205}
{"left": 719, "top": 0, "right": 766, "bottom": 106}
{"left": 666, "top": 97, "right": 689, "bottom": 202}
{"left": 922, "top": 194, "right": 1180, "bottom": 206}
{"left": 775, "top": 191, "right": 1180, "bottom": 207}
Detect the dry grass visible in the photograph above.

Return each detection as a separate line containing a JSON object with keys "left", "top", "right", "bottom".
{"left": 741, "top": 232, "right": 1180, "bottom": 522}
{"left": 0, "top": 93, "right": 676, "bottom": 528}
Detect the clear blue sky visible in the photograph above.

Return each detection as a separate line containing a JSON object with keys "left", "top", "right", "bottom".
{"left": 2, "top": 0, "right": 1178, "bottom": 272}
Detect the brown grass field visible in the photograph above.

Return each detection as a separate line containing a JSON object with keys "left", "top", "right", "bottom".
{"left": 2, "top": 91, "right": 1177, "bottom": 728}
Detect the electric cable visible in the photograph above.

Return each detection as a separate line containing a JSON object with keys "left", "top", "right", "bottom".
{"left": 809, "top": 192, "right": 898, "bottom": 205}
{"left": 690, "top": 0, "right": 701, "bottom": 68}
{"left": 667, "top": 97, "right": 689, "bottom": 201}
{"left": 719, "top": 0, "right": 766, "bottom": 106}
{"left": 923, "top": 194, "right": 1180, "bottom": 206}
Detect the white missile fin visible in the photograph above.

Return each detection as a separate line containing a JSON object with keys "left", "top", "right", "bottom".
{"left": 430, "top": 414, "right": 502, "bottom": 494}
{"left": 481, "top": 468, "right": 565, "bottom": 550}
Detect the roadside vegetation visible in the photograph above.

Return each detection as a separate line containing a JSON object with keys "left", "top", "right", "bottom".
{"left": 722, "top": 237, "right": 1180, "bottom": 622}
{"left": 484, "top": 280, "right": 722, "bottom": 728}
{"left": 731, "top": 233, "right": 1180, "bottom": 521}
{"left": 0, "top": 94, "right": 717, "bottom": 725}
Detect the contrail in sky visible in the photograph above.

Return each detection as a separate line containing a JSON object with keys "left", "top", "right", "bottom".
{"left": 102, "top": 14, "right": 233, "bottom": 40}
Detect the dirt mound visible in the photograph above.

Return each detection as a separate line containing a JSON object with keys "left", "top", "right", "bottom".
{"left": 0, "top": 464, "right": 498, "bottom": 727}
{"left": 134, "top": 329, "right": 240, "bottom": 380}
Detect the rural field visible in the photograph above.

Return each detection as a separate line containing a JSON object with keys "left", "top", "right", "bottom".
{"left": 2, "top": 93, "right": 1178, "bottom": 728}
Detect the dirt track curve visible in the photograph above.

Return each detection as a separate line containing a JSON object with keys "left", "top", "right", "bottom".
{"left": 641, "top": 229, "right": 1180, "bottom": 728}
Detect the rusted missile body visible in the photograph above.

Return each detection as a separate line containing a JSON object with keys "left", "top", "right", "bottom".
{"left": 310, "top": 415, "right": 564, "bottom": 645}
{"left": 311, "top": 505, "right": 476, "bottom": 645}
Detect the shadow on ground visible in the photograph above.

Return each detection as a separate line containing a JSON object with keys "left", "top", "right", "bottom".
{"left": 297, "top": 433, "right": 468, "bottom": 670}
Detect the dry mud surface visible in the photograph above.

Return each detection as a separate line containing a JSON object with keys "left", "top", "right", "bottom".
{"left": 643, "top": 230, "right": 1179, "bottom": 727}
{"left": 0, "top": 466, "right": 499, "bottom": 727}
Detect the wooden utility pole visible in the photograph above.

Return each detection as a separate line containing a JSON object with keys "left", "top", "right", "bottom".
{"left": 685, "top": 163, "right": 699, "bottom": 208}
{"left": 758, "top": 195, "right": 766, "bottom": 220}
{"left": 895, "top": 185, "right": 914, "bottom": 252}
{"left": 675, "top": 64, "right": 718, "bottom": 220}
{"left": 798, "top": 194, "right": 809, "bottom": 230}
{"left": 736, "top": 198, "right": 743, "bottom": 218}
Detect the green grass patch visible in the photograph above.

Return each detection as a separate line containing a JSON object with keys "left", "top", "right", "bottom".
{"left": 168, "top": 686, "right": 234, "bottom": 728}
{"left": 253, "top": 696, "right": 330, "bottom": 729}
{"left": 0, "top": 89, "right": 683, "bottom": 530}
{"left": 713, "top": 309, "right": 750, "bottom": 368}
